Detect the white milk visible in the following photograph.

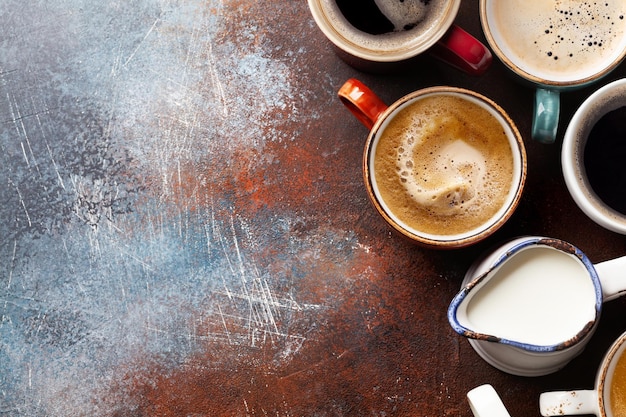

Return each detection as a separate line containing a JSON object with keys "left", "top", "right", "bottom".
{"left": 465, "top": 245, "right": 597, "bottom": 346}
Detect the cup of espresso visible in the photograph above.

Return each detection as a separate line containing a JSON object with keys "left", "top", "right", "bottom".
{"left": 308, "top": 0, "right": 493, "bottom": 75}
{"left": 562, "top": 78, "right": 626, "bottom": 235}
{"left": 540, "top": 330, "right": 626, "bottom": 417}
{"left": 338, "top": 79, "right": 527, "bottom": 249}
{"left": 480, "top": 0, "right": 626, "bottom": 143}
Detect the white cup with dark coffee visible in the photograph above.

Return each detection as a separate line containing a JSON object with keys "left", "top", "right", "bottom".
{"left": 480, "top": 0, "right": 626, "bottom": 143}
{"left": 308, "top": 0, "right": 493, "bottom": 75}
{"left": 563, "top": 78, "right": 626, "bottom": 235}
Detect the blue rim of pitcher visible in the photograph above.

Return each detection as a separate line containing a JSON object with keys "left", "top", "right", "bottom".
{"left": 447, "top": 237, "right": 603, "bottom": 352}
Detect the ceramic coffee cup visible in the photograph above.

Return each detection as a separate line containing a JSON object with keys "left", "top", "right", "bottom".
{"left": 467, "top": 385, "right": 512, "bottom": 417}
{"left": 448, "top": 236, "right": 626, "bottom": 376}
{"left": 308, "top": 0, "right": 492, "bottom": 74}
{"left": 540, "top": 330, "right": 626, "bottom": 417}
{"left": 480, "top": 0, "right": 626, "bottom": 143}
{"left": 563, "top": 78, "right": 626, "bottom": 235}
{"left": 338, "top": 78, "right": 526, "bottom": 249}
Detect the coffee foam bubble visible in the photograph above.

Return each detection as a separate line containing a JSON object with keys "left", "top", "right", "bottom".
{"left": 373, "top": 0, "right": 431, "bottom": 31}
{"left": 396, "top": 119, "right": 487, "bottom": 214}
{"left": 373, "top": 95, "right": 515, "bottom": 237}
{"left": 491, "top": 0, "right": 626, "bottom": 81}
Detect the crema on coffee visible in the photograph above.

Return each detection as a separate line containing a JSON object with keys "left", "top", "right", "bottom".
{"left": 611, "top": 347, "right": 626, "bottom": 417}
{"left": 373, "top": 95, "right": 515, "bottom": 237}
{"left": 488, "top": 0, "right": 626, "bottom": 82}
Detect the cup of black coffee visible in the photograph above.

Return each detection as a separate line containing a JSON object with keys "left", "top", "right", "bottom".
{"left": 562, "top": 78, "right": 626, "bottom": 234}
{"left": 307, "top": 0, "right": 492, "bottom": 75}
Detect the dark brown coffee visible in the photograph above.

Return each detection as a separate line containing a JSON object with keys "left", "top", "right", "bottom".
{"left": 336, "top": 0, "right": 394, "bottom": 34}
{"left": 584, "top": 106, "right": 626, "bottom": 214}
{"left": 336, "top": 0, "right": 433, "bottom": 35}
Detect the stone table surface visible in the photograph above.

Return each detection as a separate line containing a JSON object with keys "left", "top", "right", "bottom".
{"left": 1, "top": 1, "right": 625, "bottom": 416}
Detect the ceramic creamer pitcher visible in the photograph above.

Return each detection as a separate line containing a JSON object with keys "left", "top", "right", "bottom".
{"left": 448, "top": 236, "right": 626, "bottom": 376}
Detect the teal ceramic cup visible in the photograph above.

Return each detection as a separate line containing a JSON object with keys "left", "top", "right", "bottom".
{"left": 479, "top": 0, "right": 626, "bottom": 144}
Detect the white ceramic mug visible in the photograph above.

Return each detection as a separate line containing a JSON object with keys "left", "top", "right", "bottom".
{"left": 562, "top": 78, "right": 626, "bottom": 235}
{"left": 467, "top": 385, "right": 512, "bottom": 417}
{"left": 448, "top": 236, "right": 626, "bottom": 376}
{"left": 540, "top": 330, "right": 626, "bottom": 417}
{"left": 480, "top": 0, "right": 626, "bottom": 143}
{"left": 308, "top": 0, "right": 492, "bottom": 74}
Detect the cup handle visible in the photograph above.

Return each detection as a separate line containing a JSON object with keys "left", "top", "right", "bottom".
{"left": 532, "top": 88, "right": 560, "bottom": 144}
{"left": 593, "top": 255, "right": 626, "bottom": 302}
{"left": 467, "top": 385, "right": 512, "bottom": 417}
{"left": 539, "top": 390, "right": 598, "bottom": 416}
{"left": 429, "top": 24, "right": 493, "bottom": 76}
{"left": 338, "top": 78, "right": 389, "bottom": 130}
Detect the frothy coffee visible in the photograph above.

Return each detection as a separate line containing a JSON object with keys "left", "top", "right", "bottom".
{"left": 373, "top": 95, "right": 515, "bottom": 237}
{"left": 489, "top": 1, "right": 626, "bottom": 82}
{"left": 611, "top": 347, "right": 626, "bottom": 417}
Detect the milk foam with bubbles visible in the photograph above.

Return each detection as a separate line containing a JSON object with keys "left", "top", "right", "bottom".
{"left": 397, "top": 118, "right": 486, "bottom": 213}
{"left": 373, "top": 95, "right": 515, "bottom": 237}
{"left": 491, "top": 0, "right": 626, "bottom": 81}
{"left": 465, "top": 246, "right": 597, "bottom": 346}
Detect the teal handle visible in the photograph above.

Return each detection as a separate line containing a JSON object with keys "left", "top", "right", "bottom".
{"left": 532, "top": 89, "right": 560, "bottom": 144}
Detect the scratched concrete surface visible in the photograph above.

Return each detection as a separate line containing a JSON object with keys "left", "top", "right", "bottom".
{"left": 1, "top": 1, "right": 626, "bottom": 416}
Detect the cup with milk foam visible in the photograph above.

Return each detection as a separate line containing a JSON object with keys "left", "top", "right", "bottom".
{"left": 308, "top": 0, "right": 493, "bottom": 74}
{"left": 448, "top": 236, "right": 626, "bottom": 376}
{"left": 480, "top": 0, "right": 626, "bottom": 143}
{"left": 338, "top": 78, "right": 526, "bottom": 249}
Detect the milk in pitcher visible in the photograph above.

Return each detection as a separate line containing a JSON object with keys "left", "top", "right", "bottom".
{"left": 464, "top": 245, "right": 597, "bottom": 346}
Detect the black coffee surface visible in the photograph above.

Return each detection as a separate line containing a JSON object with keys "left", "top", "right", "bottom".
{"left": 336, "top": 0, "right": 394, "bottom": 34}
{"left": 584, "top": 106, "right": 626, "bottom": 214}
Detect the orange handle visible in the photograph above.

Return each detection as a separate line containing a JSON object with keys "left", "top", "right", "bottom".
{"left": 430, "top": 24, "right": 493, "bottom": 76}
{"left": 338, "top": 79, "right": 389, "bottom": 130}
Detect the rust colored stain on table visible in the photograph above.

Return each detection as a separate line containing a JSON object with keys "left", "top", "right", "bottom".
{"left": 1, "top": 1, "right": 625, "bottom": 416}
